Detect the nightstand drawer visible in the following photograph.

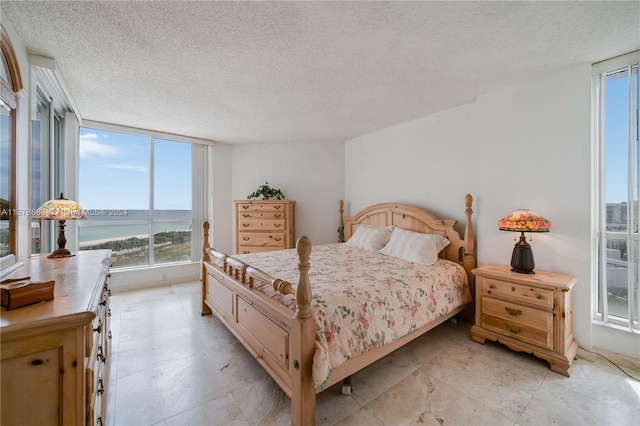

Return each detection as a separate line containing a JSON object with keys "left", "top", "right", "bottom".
{"left": 482, "top": 314, "right": 553, "bottom": 350}
{"left": 237, "top": 246, "right": 280, "bottom": 254}
{"left": 482, "top": 297, "right": 552, "bottom": 332}
{"left": 482, "top": 277, "right": 554, "bottom": 309}
{"left": 238, "top": 232, "right": 286, "bottom": 247}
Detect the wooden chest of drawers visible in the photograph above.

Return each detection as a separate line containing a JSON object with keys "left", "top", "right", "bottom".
{"left": 1, "top": 250, "right": 112, "bottom": 425}
{"left": 470, "top": 264, "right": 578, "bottom": 376}
{"left": 235, "top": 200, "right": 295, "bottom": 254}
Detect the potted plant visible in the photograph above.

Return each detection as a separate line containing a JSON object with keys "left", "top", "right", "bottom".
{"left": 247, "top": 182, "right": 285, "bottom": 200}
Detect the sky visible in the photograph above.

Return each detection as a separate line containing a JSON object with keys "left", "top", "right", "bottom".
{"left": 78, "top": 128, "right": 192, "bottom": 210}
{"left": 605, "top": 66, "right": 638, "bottom": 204}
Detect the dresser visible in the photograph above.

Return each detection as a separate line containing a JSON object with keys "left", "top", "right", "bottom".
{"left": 470, "top": 264, "right": 578, "bottom": 376}
{"left": 235, "top": 200, "right": 295, "bottom": 254}
{"left": 1, "top": 250, "right": 112, "bottom": 425}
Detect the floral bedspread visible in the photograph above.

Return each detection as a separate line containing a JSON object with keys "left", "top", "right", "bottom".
{"left": 234, "top": 243, "right": 472, "bottom": 388}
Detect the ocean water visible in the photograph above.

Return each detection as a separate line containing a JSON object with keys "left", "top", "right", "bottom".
{"left": 78, "top": 209, "right": 192, "bottom": 244}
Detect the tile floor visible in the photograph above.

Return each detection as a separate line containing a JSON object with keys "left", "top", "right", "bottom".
{"left": 106, "top": 281, "right": 640, "bottom": 426}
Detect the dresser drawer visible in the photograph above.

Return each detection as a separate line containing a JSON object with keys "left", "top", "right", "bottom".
{"left": 237, "top": 203, "right": 287, "bottom": 212}
{"left": 237, "top": 246, "right": 282, "bottom": 254}
{"left": 482, "top": 277, "right": 554, "bottom": 309}
{"left": 238, "top": 232, "right": 286, "bottom": 247}
{"left": 238, "top": 211, "right": 286, "bottom": 220}
{"left": 238, "top": 218, "right": 286, "bottom": 231}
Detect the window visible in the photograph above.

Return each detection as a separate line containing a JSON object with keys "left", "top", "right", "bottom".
{"left": 78, "top": 124, "right": 207, "bottom": 269}
{"left": 0, "top": 24, "right": 23, "bottom": 261}
{"left": 594, "top": 51, "right": 639, "bottom": 331}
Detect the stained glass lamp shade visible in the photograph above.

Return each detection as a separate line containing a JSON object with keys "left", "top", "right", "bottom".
{"left": 37, "top": 193, "right": 86, "bottom": 258}
{"left": 498, "top": 209, "right": 551, "bottom": 274}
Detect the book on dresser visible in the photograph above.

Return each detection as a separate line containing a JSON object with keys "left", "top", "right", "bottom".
{"left": 234, "top": 199, "right": 295, "bottom": 254}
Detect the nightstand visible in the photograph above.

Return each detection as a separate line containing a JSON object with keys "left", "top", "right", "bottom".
{"left": 470, "top": 264, "right": 579, "bottom": 376}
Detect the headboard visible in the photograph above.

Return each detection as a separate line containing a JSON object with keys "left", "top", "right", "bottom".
{"left": 343, "top": 195, "right": 475, "bottom": 287}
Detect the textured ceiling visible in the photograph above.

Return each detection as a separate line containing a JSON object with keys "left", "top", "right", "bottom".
{"left": 2, "top": 1, "right": 639, "bottom": 144}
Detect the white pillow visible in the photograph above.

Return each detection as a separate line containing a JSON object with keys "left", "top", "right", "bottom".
{"left": 379, "top": 227, "right": 450, "bottom": 266}
{"left": 345, "top": 224, "right": 393, "bottom": 252}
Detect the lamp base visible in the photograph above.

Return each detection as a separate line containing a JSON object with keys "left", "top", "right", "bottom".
{"left": 510, "top": 232, "right": 535, "bottom": 274}
{"left": 47, "top": 248, "right": 75, "bottom": 259}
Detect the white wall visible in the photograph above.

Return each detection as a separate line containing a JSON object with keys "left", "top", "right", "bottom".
{"left": 346, "top": 63, "right": 639, "bottom": 359}
{"left": 231, "top": 141, "right": 345, "bottom": 248}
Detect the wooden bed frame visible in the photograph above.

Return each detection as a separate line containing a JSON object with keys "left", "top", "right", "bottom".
{"left": 200, "top": 194, "right": 475, "bottom": 425}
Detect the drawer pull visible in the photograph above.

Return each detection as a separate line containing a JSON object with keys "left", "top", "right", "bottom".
{"left": 274, "top": 205, "right": 282, "bottom": 210}
{"left": 94, "top": 324, "right": 102, "bottom": 333}
{"left": 97, "top": 346, "right": 106, "bottom": 363}
{"left": 489, "top": 284, "right": 495, "bottom": 289}
{"left": 274, "top": 214, "right": 282, "bottom": 218}
{"left": 242, "top": 223, "right": 249, "bottom": 227}
{"left": 511, "top": 286, "right": 516, "bottom": 292}
{"left": 505, "top": 307, "right": 522, "bottom": 317}
{"left": 242, "top": 237, "right": 250, "bottom": 241}
{"left": 243, "top": 214, "right": 250, "bottom": 218}
{"left": 243, "top": 251, "right": 250, "bottom": 254}
{"left": 274, "top": 224, "right": 282, "bottom": 228}
{"left": 274, "top": 237, "right": 282, "bottom": 242}
{"left": 536, "top": 294, "right": 543, "bottom": 300}
{"left": 242, "top": 205, "right": 249, "bottom": 209}
{"left": 507, "top": 325, "right": 521, "bottom": 334}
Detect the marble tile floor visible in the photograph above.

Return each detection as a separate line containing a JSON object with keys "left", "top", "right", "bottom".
{"left": 106, "top": 281, "right": 640, "bottom": 426}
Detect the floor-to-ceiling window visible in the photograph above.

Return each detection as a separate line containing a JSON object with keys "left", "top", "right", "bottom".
{"left": 594, "top": 51, "right": 639, "bottom": 331}
{"left": 78, "top": 124, "right": 208, "bottom": 269}
{"left": 0, "top": 24, "right": 22, "bottom": 263}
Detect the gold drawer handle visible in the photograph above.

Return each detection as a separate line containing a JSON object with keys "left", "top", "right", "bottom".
{"left": 489, "top": 284, "right": 495, "bottom": 289}
{"left": 507, "top": 325, "right": 521, "bottom": 334}
{"left": 536, "top": 294, "right": 543, "bottom": 300}
{"left": 274, "top": 214, "right": 282, "bottom": 218}
{"left": 243, "top": 214, "right": 250, "bottom": 218}
{"left": 243, "top": 250, "right": 250, "bottom": 254}
{"left": 274, "top": 205, "right": 282, "bottom": 210}
{"left": 242, "top": 205, "right": 249, "bottom": 209}
{"left": 242, "top": 237, "right": 250, "bottom": 241}
{"left": 274, "top": 237, "right": 282, "bottom": 241}
{"left": 274, "top": 223, "right": 282, "bottom": 228}
{"left": 505, "top": 307, "right": 523, "bottom": 317}
{"left": 242, "top": 223, "right": 249, "bottom": 227}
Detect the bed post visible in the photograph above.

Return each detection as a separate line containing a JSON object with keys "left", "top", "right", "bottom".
{"left": 338, "top": 200, "right": 345, "bottom": 242}
{"left": 461, "top": 194, "right": 475, "bottom": 322}
{"left": 290, "top": 236, "right": 316, "bottom": 426}
{"left": 201, "top": 221, "right": 212, "bottom": 316}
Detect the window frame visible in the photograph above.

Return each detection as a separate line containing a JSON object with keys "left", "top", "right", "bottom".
{"left": 0, "top": 23, "right": 23, "bottom": 266}
{"left": 592, "top": 50, "right": 640, "bottom": 332}
{"left": 77, "top": 120, "right": 212, "bottom": 270}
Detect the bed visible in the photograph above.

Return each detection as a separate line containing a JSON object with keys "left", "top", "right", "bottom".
{"left": 200, "top": 195, "right": 475, "bottom": 425}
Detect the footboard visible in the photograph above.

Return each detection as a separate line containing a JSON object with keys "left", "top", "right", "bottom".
{"left": 200, "top": 222, "right": 315, "bottom": 425}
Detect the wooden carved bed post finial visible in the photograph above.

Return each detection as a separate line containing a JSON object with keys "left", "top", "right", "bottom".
{"left": 295, "top": 236, "right": 312, "bottom": 320}
{"left": 202, "top": 221, "right": 211, "bottom": 262}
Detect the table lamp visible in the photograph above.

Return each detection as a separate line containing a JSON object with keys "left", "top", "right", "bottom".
{"left": 498, "top": 209, "right": 551, "bottom": 274}
{"left": 37, "top": 193, "right": 86, "bottom": 258}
